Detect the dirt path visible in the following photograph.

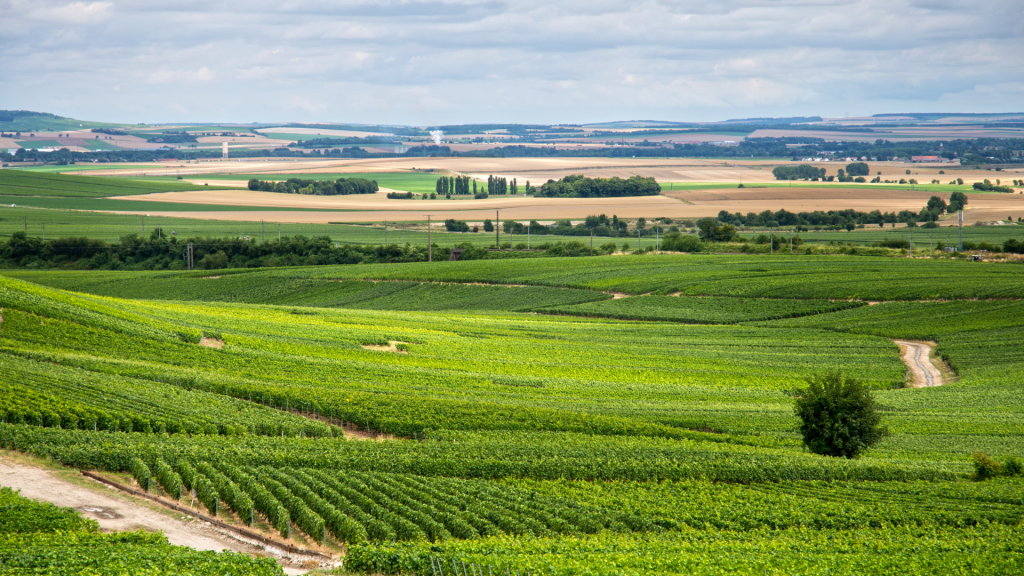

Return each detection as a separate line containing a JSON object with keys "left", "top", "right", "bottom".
{"left": 893, "top": 340, "right": 944, "bottom": 387}
{"left": 0, "top": 456, "right": 320, "bottom": 574}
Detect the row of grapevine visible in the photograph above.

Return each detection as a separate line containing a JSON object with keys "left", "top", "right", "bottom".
{"left": 346, "top": 524, "right": 1024, "bottom": 576}
{"left": 0, "top": 484, "right": 282, "bottom": 575}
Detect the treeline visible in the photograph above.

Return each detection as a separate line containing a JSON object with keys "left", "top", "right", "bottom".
{"left": 5, "top": 137, "right": 1021, "bottom": 165}
{"left": 288, "top": 137, "right": 400, "bottom": 148}
{"left": 146, "top": 131, "right": 197, "bottom": 144}
{"left": 0, "top": 145, "right": 454, "bottom": 165}
{"left": 487, "top": 175, "right": 517, "bottom": 195}
{"left": 535, "top": 175, "right": 661, "bottom": 198}
{"left": 0, "top": 230, "right": 625, "bottom": 270}
{"left": 772, "top": 162, "right": 871, "bottom": 181}
{"left": 442, "top": 215, "right": 646, "bottom": 238}
{"left": 0, "top": 232, "right": 429, "bottom": 270}
{"left": 435, "top": 175, "right": 476, "bottom": 196}
{"left": 712, "top": 192, "right": 970, "bottom": 229}
{"left": 247, "top": 177, "right": 378, "bottom": 195}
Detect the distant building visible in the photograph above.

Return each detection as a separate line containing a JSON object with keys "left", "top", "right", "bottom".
{"left": 222, "top": 141, "right": 229, "bottom": 159}
{"left": 911, "top": 155, "right": 952, "bottom": 163}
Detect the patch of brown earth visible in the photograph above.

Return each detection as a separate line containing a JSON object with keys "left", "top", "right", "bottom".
{"left": 199, "top": 338, "right": 224, "bottom": 349}
{"left": 361, "top": 340, "right": 408, "bottom": 354}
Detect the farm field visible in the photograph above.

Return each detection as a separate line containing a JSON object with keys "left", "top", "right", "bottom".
{"left": 0, "top": 169, "right": 238, "bottom": 198}
{"left": 6, "top": 237, "right": 1024, "bottom": 573}
{"left": 2, "top": 253, "right": 1023, "bottom": 574}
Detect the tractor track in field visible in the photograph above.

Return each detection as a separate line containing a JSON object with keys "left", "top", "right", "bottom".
{"left": 894, "top": 340, "right": 945, "bottom": 387}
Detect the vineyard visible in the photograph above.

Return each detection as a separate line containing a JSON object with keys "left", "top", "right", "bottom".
{"left": 0, "top": 486, "right": 281, "bottom": 574}
{"left": 1, "top": 253, "right": 1022, "bottom": 574}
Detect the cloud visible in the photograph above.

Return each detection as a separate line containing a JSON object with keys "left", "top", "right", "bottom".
{"left": 0, "top": 0, "right": 1020, "bottom": 123}
{"left": 147, "top": 67, "right": 215, "bottom": 84}
{"left": 27, "top": 1, "right": 114, "bottom": 25}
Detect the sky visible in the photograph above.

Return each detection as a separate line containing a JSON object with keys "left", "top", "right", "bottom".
{"left": 1, "top": 0, "right": 1022, "bottom": 126}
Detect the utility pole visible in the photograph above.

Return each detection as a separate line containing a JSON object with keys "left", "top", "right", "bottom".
{"left": 428, "top": 216, "right": 432, "bottom": 262}
{"left": 42, "top": 223, "right": 45, "bottom": 242}
{"left": 495, "top": 210, "right": 500, "bottom": 249}
{"left": 384, "top": 220, "right": 387, "bottom": 245}
{"left": 958, "top": 210, "right": 963, "bottom": 251}
{"left": 770, "top": 228, "right": 774, "bottom": 254}
{"left": 790, "top": 228, "right": 793, "bottom": 253}
{"left": 24, "top": 216, "right": 27, "bottom": 233}
{"left": 141, "top": 216, "right": 144, "bottom": 235}
{"left": 262, "top": 220, "right": 264, "bottom": 243}
{"left": 527, "top": 223, "right": 530, "bottom": 249}
{"left": 909, "top": 231, "right": 913, "bottom": 257}
{"left": 402, "top": 223, "right": 405, "bottom": 245}
{"left": 590, "top": 229, "right": 594, "bottom": 256}
{"left": 656, "top": 227, "right": 660, "bottom": 251}
{"left": 278, "top": 223, "right": 281, "bottom": 242}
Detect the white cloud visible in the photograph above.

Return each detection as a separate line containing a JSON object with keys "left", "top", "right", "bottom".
{"left": 147, "top": 67, "right": 215, "bottom": 84}
{"left": 0, "top": 0, "right": 1020, "bottom": 123}
{"left": 27, "top": 1, "right": 113, "bottom": 25}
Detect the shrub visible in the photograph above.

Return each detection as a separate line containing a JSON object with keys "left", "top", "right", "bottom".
{"left": 972, "top": 452, "right": 1002, "bottom": 481}
{"left": 794, "top": 372, "right": 888, "bottom": 458}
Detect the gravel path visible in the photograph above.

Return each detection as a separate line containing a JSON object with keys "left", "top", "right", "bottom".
{"left": 893, "top": 340, "right": 944, "bottom": 387}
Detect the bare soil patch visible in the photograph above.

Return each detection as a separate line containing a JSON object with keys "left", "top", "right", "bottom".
{"left": 361, "top": 340, "right": 408, "bottom": 354}
{"left": 199, "top": 337, "right": 224, "bottom": 349}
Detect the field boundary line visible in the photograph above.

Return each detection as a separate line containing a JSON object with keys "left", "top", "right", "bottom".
{"left": 79, "top": 470, "right": 333, "bottom": 559}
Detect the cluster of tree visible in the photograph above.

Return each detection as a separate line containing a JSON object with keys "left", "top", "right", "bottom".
{"left": 146, "top": 131, "right": 197, "bottom": 144}
{"left": 487, "top": 175, "right": 517, "bottom": 195}
{"left": 973, "top": 179, "right": 1015, "bottom": 193}
{"left": 0, "top": 230, "right": 626, "bottom": 270}
{"left": 709, "top": 193, "right": 970, "bottom": 229}
{"left": 773, "top": 161, "right": 871, "bottom": 181}
{"left": 288, "top": 137, "right": 399, "bottom": 148}
{"left": 386, "top": 191, "right": 414, "bottom": 199}
{"left": 246, "top": 177, "right": 378, "bottom": 196}
{"left": 442, "top": 214, "right": 647, "bottom": 238}
{"left": 90, "top": 128, "right": 128, "bottom": 136}
{"left": 535, "top": 175, "right": 661, "bottom": 198}
{"left": 444, "top": 219, "right": 472, "bottom": 232}
{"left": 436, "top": 175, "right": 475, "bottom": 196}
{"left": 772, "top": 165, "right": 827, "bottom": 181}
{"left": 0, "top": 231, "right": 432, "bottom": 270}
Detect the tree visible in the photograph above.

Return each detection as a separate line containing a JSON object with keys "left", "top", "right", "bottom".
{"left": 846, "top": 162, "right": 869, "bottom": 176}
{"left": 926, "top": 196, "right": 947, "bottom": 214}
{"left": 794, "top": 372, "right": 888, "bottom": 458}
{"left": 483, "top": 219, "right": 494, "bottom": 232}
{"left": 949, "top": 191, "right": 968, "bottom": 212}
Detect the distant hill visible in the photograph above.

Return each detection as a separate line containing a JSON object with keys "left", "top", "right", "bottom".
{"left": 0, "top": 110, "right": 122, "bottom": 132}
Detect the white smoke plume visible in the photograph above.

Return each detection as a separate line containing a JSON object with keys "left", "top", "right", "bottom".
{"left": 430, "top": 130, "right": 444, "bottom": 145}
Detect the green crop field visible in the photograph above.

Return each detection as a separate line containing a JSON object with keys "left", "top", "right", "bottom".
{"left": 0, "top": 205, "right": 589, "bottom": 246}
{"left": 740, "top": 224, "right": 1024, "bottom": 247}
{"left": 0, "top": 169, "right": 239, "bottom": 198}
{"left": 1, "top": 253, "right": 1023, "bottom": 575}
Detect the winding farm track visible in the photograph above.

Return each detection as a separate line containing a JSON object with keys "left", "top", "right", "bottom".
{"left": 894, "top": 340, "right": 944, "bottom": 387}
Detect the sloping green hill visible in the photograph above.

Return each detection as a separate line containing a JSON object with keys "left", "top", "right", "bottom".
{"left": 0, "top": 169, "right": 238, "bottom": 197}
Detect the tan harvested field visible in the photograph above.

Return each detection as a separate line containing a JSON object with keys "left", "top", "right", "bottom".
{"left": 104, "top": 184, "right": 1024, "bottom": 224}
{"left": 74, "top": 157, "right": 1022, "bottom": 185}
